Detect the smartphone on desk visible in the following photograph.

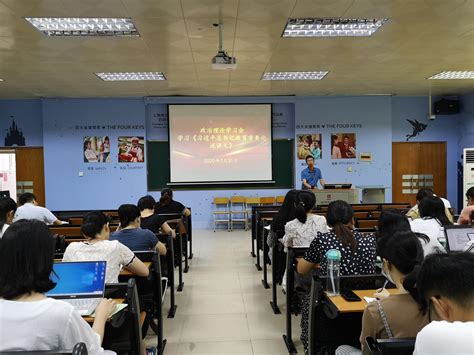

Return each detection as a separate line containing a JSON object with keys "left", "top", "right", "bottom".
{"left": 340, "top": 289, "right": 362, "bottom": 302}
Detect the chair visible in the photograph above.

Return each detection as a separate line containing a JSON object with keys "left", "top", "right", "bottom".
{"left": 365, "top": 337, "right": 415, "bottom": 355}
{"left": 2, "top": 343, "right": 88, "bottom": 355}
{"left": 230, "top": 196, "right": 247, "bottom": 230}
{"left": 276, "top": 195, "right": 285, "bottom": 205}
{"left": 245, "top": 197, "right": 260, "bottom": 229}
{"left": 260, "top": 196, "right": 276, "bottom": 206}
{"left": 213, "top": 197, "right": 230, "bottom": 232}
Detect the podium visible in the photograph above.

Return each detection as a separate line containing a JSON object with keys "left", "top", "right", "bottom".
{"left": 356, "top": 185, "right": 387, "bottom": 204}
{"left": 313, "top": 189, "right": 358, "bottom": 205}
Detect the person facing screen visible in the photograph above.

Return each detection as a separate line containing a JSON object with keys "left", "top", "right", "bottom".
{"left": 138, "top": 195, "right": 176, "bottom": 238}
{"left": 154, "top": 188, "right": 190, "bottom": 217}
{"left": 301, "top": 155, "right": 325, "bottom": 190}
{"left": 0, "top": 197, "right": 17, "bottom": 238}
{"left": 0, "top": 220, "right": 116, "bottom": 353}
{"left": 413, "top": 252, "right": 474, "bottom": 355}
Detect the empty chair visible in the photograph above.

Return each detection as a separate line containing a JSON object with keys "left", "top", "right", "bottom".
{"left": 230, "top": 196, "right": 247, "bottom": 231}
{"left": 260, "top": 197, "right": 276, "bottom": 206}
{"left": 213, "top": 197, "right": 230, "bottom": 232}
{"left": 276, "top": 195, "right": 285, "bottom": 205}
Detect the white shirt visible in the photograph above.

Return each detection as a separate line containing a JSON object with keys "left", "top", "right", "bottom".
{"left": 0, "top": 224, "right": 9, "bottom": 238}
{"left": 63, "top": 240, "right": 135, "bottom": 283}
{"left": 13, "top": 203, "right": 58, "bottom": 225}
{"left": 0, "top": 298, "right": 106, "bottom": 354}
{"left": 84, "top": 149, "right": 98, "bottom": 162}
{"left": 410, "top": 218, "right": 446, "bottom": 256}
{"left": 414, "top": 321, "right": 474, "bottom": 355}
{"left": 281, "top": 214, "right": 329, "bottom": 249}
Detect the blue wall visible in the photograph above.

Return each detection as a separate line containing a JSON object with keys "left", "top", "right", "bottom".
{"left": 2, "top": 93, "right": 471, "bottom": 228}
{"left": 42, "top": 98, "right": 147, "bottom": 209}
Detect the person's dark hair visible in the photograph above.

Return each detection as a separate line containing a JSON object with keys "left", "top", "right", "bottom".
{"left": 104, "top": 136, "right": 109, "bottom": 142}
{"left": 331, "top": 135, "right": 338, "bottom": 146}
{"left": 0, "top": 220, "right": 56, "bottom": 299}
{"left": 118, "top": 204, "right": 141, "bottom": 228}
{"left": 419, "top": 196, "right": 452, "bottom": 226}
{"left": 83, "top": 140, "right": 91, "bottom": 150}
{"left": 377, "top": 231, "right": 424, "bottom": 303}
{"left": 377, "top": 209, "right": 411, "bottom": 238}
{"left": 326, "top": 200, "right": 356, "bottom": 251}
{"left": 159, "top": 188, "right": 173, "bottom": 207}
{"left": 271, "top": 190, "right": 298, "bottom": 234}
{"left": 81, "top": 211, "right": 110, "bottom": 239}
{"left": 416, "top": 188, "right": 434, "bottom": 203}
{"left": 305, "top": 155, "right": 314, "bottom": 163}
{"left": 417, "top": 252, "right": 474, "bottom": 313}
{"left": 294, "top": 190, "right": 316, "bottom": 224}
{"left": 18, "top": 192, "right": 36, "bottom": 206}
{"left": 0, "top": 197, "right": 17, "bottom": 230}
{"left": 467, "top": 186, "right": 474, "bottom": 199}
{"left": 137, "top": 195, "right": 156, "bottom": 212}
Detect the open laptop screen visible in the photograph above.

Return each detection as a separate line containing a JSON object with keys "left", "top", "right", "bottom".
{"left": 444, "top": 226, "right": 474, "bottom": 252}
{"left": 47, "top": 261, "right": 106, "bottom": 297}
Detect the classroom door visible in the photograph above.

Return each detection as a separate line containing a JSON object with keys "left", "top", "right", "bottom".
{"left": 15, "top": 147, "right": 45, "bottom": 206}
{"left": 392, "top": 142, "right": 447, "bottom": 205}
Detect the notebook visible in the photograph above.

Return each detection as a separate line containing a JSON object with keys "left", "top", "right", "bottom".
{"left": 444, "top": 225, "right": 474, "bottom": 252}
{"left": 47, "top": 261, "right": 106, "bottom": 316}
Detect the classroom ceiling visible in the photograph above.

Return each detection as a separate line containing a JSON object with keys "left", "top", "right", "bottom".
{"left": 0, "top": 0, "right": 473, "bottom": 98}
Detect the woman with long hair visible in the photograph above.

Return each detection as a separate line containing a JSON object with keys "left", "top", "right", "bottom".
{"left": 0, "top": 196, "right": 17, "bottom": 238}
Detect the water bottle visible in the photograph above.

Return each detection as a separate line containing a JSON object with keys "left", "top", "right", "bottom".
{"left": 326, "top": 249, "right": 341, "bottom": 296}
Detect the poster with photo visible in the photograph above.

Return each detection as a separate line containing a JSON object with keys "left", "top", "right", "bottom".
{"left": 331, "top": 133, "right": 357, "bottom": 159}
{"left": 297, "top": 134, "right": 322, "bottom": 160}
{"left": 83, "top": 136, "right": 111, "bottom": 163}
{"left": 118, "top": 136, "right": 145, "bottom": 163}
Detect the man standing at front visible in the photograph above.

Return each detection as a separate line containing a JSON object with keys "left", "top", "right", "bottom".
{"left": 301, "top": 155, "right": 325, "bottom": 190}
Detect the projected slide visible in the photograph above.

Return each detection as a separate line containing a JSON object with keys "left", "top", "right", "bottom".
{"left": 169, "top": 104, "right": 272, "bottom": 183}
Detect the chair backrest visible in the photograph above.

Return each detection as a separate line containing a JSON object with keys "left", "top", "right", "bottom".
{"left": 276, "top": 195, "right": 285, "bottom": 204}
{"left": 230, "top": 196, "right": 246, "bottom": 204}
{"left": 2, "top": 343, "right": 89, "bottom": 354}
{"left": 356, "top": 219, "right": 379, "bottom": 229}
{"left": 365, "top": 337, "right": 415, "bottom": 355}
{"left": 213, "top": 197, "right": 229, "bottom": 206}
{"left": 260, "top": 197, "right": 276, "bottom": 205}
{"left": 245, "top": 197, "right": 260, "bottom": 206}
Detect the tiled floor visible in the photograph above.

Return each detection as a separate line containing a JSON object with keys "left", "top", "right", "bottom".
{"left": 145, "top": 229, "right": 305, "bottom": 354}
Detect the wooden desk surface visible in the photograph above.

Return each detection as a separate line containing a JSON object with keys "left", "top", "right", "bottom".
{"left": 120, "top": 261, "right": 152, "bottom": 276}
{"left": 83, "top": 298, "right": 125, "bottom": 323}
{"left": 327, "top": 289, "right": 396, "bottom": 313}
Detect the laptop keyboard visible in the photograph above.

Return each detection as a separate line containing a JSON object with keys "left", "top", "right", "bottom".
{"left": 65, "top": 298, "right": 100, "bottom": 315}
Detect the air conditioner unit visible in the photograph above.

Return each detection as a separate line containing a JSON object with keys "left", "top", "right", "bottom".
{"left": 463, "top": 148, "right": 474, "bottom": 208}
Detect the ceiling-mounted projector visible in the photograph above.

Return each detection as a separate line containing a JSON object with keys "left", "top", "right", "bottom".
{"left": 211, "top": 23, "right": 237, "bottom": 70}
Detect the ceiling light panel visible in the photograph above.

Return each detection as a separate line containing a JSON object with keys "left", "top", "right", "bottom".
{"left": 282, "top": 18, "right": 388, "bottom": 37}
{"left": 261, "top": 71, "right": 329, "bottom": 80}
{"left": 428, "top": 71, "right": 474, "bottom": 80}
{"left": 95, "top": 72, "right": 166, "bottom": 81}
{"left": 25, "top": 17, "right": 139, "bottom": 37}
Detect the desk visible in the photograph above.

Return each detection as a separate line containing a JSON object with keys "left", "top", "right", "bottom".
{"left": 120, "top": 262, "right": 152, "bottom": 276}
{"left": 83, "top": 298, "right": 125, "bottom": 323}
{"left": 356, "top": 185, "right": 388, "bottom": 204}
{"left": 313, "top": 189, "right": 358, "bottom": 205}
{"left": 326, "top": 289, "right": 396, "bottom": 313}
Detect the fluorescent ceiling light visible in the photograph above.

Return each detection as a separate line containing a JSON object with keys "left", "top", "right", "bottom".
{"left": 25, "top": 17, "right": 139, "bottom": 37}
{"left": 428, "top": 71, "right": 474, "bottom": 80}
{"left": 261, "top": 71, "right": 329, "bottom": 80}
{"left": 0, "top": 79, "right": 3, "bottom": 82}
{"left": 282, "top": 18, "right": 388, "bottom": 37}
{"left": 95, "top": 72, "right": 166, "bottom": 81}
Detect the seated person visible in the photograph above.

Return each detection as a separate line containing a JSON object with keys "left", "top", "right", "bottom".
{"left": 376, "top": 208, "right": 411, "bottom": 239}
{"left": 458, "top": 186, "right": 474, "bottom": 225}
{"left": 0, "top": 220, "right": 116, "bottom": 353}
{"left": 406, "top": 188, "right": 454, "bottom": 223}
{"left": 154, "top": 188, "right": 190, "bottom": 217}
{"left": 297, "top": 200, "right": 377, "bottom": 354}
{"left": 137, "top": 195, "right": 175, "bottom": 238}
{"left": 414, "top": 252, "right": 474, "bottom": 354}
{"left": 358, "top": 231, "right": 428, "bottom": 354}
{"left": 280, "top": 190, "right": 328, "bottom": 290}
{"left": 0, "top": 197, "right": 17, "bottom": 238}
{"left": 110, "top": 204, "right": 166, "bottom": 255}
{"left": 63, "top": 211, "right": 149, "bottom": 283}
{"left": 13, "top": 192, "right": 65, "bottom": 225}
{"left": 409, "top": 196, "right": 448, "bottom": 256}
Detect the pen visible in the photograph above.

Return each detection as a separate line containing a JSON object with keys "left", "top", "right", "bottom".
{"left": 377, "top": 280, "right": 388, "bottom": 293}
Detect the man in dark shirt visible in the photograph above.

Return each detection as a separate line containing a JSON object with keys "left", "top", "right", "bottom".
{"left": 138, "top": 195, "right": 175, "bottom": 238}
{"left": 110, "top": 204, "right": 166, "bottom": 255}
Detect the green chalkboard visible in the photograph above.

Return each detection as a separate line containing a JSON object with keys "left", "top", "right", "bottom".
{"left": 147, "top": 139, "right": 294, "bottom": 191}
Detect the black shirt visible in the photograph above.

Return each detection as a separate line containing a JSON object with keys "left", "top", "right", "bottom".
{"left": 154, "top": 200, "right": 186, "bottom": 216}
{"left": 140, "top": 214, "right": 167, "bottom": 234}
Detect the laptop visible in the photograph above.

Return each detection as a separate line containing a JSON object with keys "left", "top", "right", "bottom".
{"left": 444, "top": 225, "right": 474, "bottom": 252}
{"left": 47, "top": 261, "right": 107, "bottom": 316}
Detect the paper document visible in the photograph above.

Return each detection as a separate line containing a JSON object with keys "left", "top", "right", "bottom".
{"left": 90, "top": 303, "right": 127, "bottom": 318}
